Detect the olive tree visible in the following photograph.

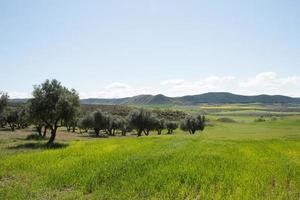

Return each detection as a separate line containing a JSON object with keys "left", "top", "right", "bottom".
{"left": 154, "top": 118, "right": 165, "bottom": 135}
{"left": 128, "top": 109, "right": 156, "bottom": 136}
{"left": 165, "top": 121, "right": 178, "bottom": 134}
{"left": 5, "top": 109, "right": 18, "bottom": 131}
{"left": 29, "top": 79, "right": 80, "bottom": 144}
{"left": 0, "top": 114, "right": 6, "bottom": 128}
{"left": 0, "top": 92, "right": 8, "bottom": 110}
{"left": 78, "top": 114, "right": 94, "bottom": 133}
{"left": 118, "top": 117, "right": 130, "bottom": 136}
{"left": 16, "top": 105, "right": 30, "bottom": 129}
{"left": 0, "top": 92, "right": 8, "bottom": 125}
{"left": 92, "top": 110, "right": 108, "bottom": 136}
{"left": 180, "top": 115, "right": 205, "bottom": 134}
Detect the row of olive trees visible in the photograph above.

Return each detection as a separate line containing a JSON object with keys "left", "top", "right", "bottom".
{"left": 0, "top": 106, "right": 29, "bottom": 131}
{"left": 76, "top": 108, "right": 206, "bottom": 137}
{"left": 0, "top": 93, "right": 29, "bottom": 131}
{"left": 77, "top": 109, "right": 179, "bottom": 137}
{"left": 1, "top": 79, "right": 206, "bottom": 144}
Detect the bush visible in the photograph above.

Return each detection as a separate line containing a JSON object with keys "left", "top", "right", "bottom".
{"left": 254, "top": 116, "right": 266, "bottom": 122}
{"left": 217, "top": 117, "right": 237, "bottom": 123}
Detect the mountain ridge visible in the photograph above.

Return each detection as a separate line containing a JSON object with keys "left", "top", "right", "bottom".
{"left": 80, "top": 92, "right": 300, "bottom": 105}
{"left": 9, "top": 92, "right": 300, "bottom": 105}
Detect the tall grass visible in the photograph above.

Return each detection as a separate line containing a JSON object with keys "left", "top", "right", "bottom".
{"left": 0, "top": 119, "right": 300, "bottom": 199}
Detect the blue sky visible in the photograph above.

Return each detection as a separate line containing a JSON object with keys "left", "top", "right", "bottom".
{"left": 1, "top": 0, "right": 300, "bottom": 98}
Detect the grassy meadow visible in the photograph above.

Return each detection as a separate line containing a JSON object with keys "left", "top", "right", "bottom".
{"left": 0, "top": 104, "right": 300, "bottom": 199}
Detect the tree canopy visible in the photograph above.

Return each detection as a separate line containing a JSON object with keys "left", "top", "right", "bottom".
{"left": 29, "top": 79, "right": 80, "bottom": 144}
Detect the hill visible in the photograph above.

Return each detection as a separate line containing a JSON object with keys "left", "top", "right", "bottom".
{"left": 9, "top": 92, "right": 300, "bottom": 105}
{"left": 80, "top": 92, "right": 300, "bottom": 105}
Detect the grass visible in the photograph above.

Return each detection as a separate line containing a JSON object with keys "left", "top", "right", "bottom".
{"left": 0, "top": 117, "right": 300, "bottom": 199}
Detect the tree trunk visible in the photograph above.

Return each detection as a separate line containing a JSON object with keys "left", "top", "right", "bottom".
{"left": 43, "top": 126, "right": 47, "bottom": 137}
{"left": 9, "top": 124, "right": 15, "bottom": 132}
{"left": 145, "top": 130, "right": 150, "bottom": 136}
{"left": 37, "top": 126, "right": 42, "bottom": 136}
{"left": 72, "top": 126, "right": 76, "bottom": 133}
{"left": 137, "top": 130, "right": 142, "bottom": 137}
{"left": 47, "top": 126, "right": 57, "bottom": 145}
{"left": 158, "top": 130, "right": 162, "bottom": 135}
{"left": 95, "top": 128, "right": 100, "bottom": 136}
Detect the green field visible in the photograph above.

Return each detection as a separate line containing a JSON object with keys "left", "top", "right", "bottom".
{"left": 1, "top": 111, "right": 300, "bottom": 199}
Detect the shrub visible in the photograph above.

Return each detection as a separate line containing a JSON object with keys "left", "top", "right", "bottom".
{"left": 254, "top": 116, "right": 266, "bottom": 122}
{"left": 217, "top": 117, "right": 237, "bottom": 123}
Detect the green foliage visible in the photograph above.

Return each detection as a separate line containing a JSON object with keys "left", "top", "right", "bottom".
{"left": 29, "top": 79, "right": 80, "bottom": 144}
{"left": 165, "top": 121, "right": 178, "bottom": 134}
{"left": 5, "top": 109, "right": 18, "bottom": 131}
{"left": 92, "top": 110, "right": 108, "bottom": 135}
{"left": 78, "top": 114, "right": 94, "bottom": 133}
{"left": 128, "top": 109, "right": 157, "bottom": 136}
{"left": 254, "top": 116, "right": 266, "bottom": 122}
{"left": 153, "top": 118, "right": 165, "bottom": 135}
{"left": 181, "top": 115, "right": 206, "bottom": 134}
{"left": 0, "top": 92, "right": 8, "bottom": 114}
{"left": 16, "top": 105, "right": 30, "bottom": 129}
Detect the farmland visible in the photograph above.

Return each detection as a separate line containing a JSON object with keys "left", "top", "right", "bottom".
{"left": 0, "top": 104, "right": 300, "bottom": 199}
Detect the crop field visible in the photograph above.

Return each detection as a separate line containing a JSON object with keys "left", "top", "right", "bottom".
{"left": 0, "top": 104, "right": 300, "bottom": 200}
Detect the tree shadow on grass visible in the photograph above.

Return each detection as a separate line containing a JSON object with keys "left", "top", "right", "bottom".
{"left": 26, "top": 133, "right": 48, "bottom": 141}
{"left": 78, "top": 134, "right": 109, "bottom": 139}
{"left": 8, "top": 142, "right": 69, "bottom": 150}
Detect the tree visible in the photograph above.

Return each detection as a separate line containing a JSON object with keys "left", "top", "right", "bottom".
{"left": 128, "top": 109, "right": 157, "bottom": 136}
{"left": 16, "top": 105, "right": 29, "bottom": 129}
{"left": 0, "top": 114, "right": 6, "bottom": 128}
{"left": 118, "top": 117, "right": 130, "bottom": 136}
{"left": 29, "top": 79, "right": 80, "bottom": 144}
{"left": 65, "top": 117, "right": 78, "bottom": 133}
{"left": 5, "top": 109, "right": 18, "bottom": 131}
{"left": 0, "top": 92, "right": 8, "bottom": 127}
{"left": 154, "top": 118, "right": 165, "bottom": 135}
{"left": 92, "top": 110, "right": 107, "bottom": 136}
{"left": 0, "top": 92, "right": 8, "bottom": 114}
{"left": 165, "top": 121, "right": 178, "bottom": 134}
{"left": 105, "top": 115, "right": 118, "bottom": 136}
{"left": 28, "top": 105, "right": 45, "bottom": 136}
{"left": 78, "top": 114, "right": 94, "bottom": 133}
{"left": 180, "top": 115, "right": 205, "bottom": 134}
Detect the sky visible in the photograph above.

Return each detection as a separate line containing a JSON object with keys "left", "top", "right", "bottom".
{"left": 0, "top": 0, "right": 300, "bottom": 98}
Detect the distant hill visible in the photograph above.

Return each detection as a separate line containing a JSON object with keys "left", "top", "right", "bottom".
{"left": 8, "top": 98, "right": 30, "bottom": 104}
{"left": 9, "top": 92, "right": 300, "bottom": 105}
{"left": 80, "top": 92, "right": 300, "bottom": 105}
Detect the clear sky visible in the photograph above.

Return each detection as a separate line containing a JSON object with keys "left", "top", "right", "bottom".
{"left": 1, "top": 0, "right": 300, "bottom": 98}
